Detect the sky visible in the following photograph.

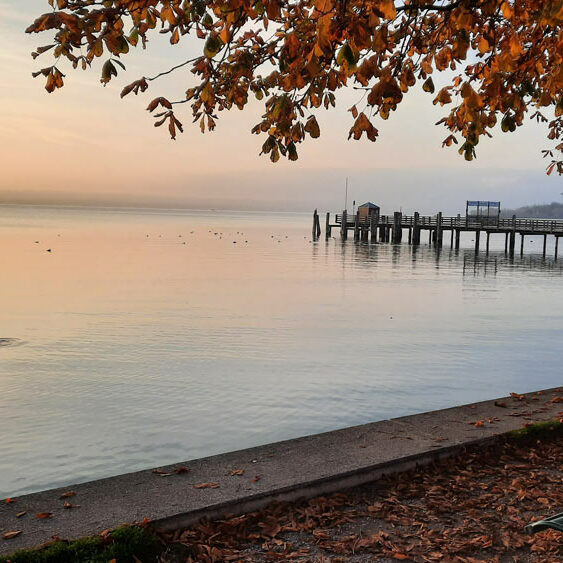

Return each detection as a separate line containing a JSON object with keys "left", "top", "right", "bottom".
{"left": 0, "top": 1, "right": 561, "bottom": 214}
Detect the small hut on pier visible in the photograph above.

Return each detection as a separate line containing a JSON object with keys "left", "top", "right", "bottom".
{"left": 358, "top": 202, "right": 380, "bottom": 219}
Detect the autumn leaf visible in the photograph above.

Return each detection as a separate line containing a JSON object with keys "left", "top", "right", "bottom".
{"left": 35, "top": 512, "right": 52, "bottom": 519}
{"left": 152, "top": 466, "right": 190, "bottom": 476}
{"left": 194, "top": 482, "right": 220, "bottom": 489}
{"left": 59, "top": 491, "right": 76, "bottom": 499}
{"left": 230, "top": 468, "right": 245, "bottom": 476}
{"left": 348, "top": 112, "right": 378, "bottom": 142}
{"left": 2, "top": 531, "right": 22, "bottom": 540}
{"left": 5, "top": 498, "right": 15, "bottom": 504}
{"left": 25, "top": 0, "right": 563, "bottom": 174}
{"left": 16, "top": 511, "right": 27, "bottom": 518}
{"left": 251, "top": 475, "right": 262, "bottom": 483}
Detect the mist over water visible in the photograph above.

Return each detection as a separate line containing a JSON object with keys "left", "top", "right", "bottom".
{"left": 1, "top": 205, "right": 561, "bottom": 497}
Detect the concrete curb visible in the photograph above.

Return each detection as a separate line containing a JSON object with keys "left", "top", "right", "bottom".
{"left": 1, "top": 387, "right": 561, "bottom": 555}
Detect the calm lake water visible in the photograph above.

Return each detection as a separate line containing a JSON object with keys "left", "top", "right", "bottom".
{"left": 1, "top": 205, "right": 562, "bottom": 497}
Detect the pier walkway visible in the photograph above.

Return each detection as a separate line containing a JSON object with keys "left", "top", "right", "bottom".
{"left": 314, "top": 210, "right": 563, "bottom": 258}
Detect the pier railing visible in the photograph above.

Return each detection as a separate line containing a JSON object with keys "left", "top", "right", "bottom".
{"left": 334, "top": 214, "right": 563, "bottom": 233}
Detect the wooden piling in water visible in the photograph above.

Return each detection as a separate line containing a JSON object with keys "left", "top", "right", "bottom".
{"left": 312, "top": 209, "right": 321, "bottom": 239}
{"left": 413, "top": 212, "right": 420, "bottom": 245}
{"left": 543, "top": 234, "right": 547, "bottom": 258}
{"left": 555, "top": 236, "right": 559, "bottom": 260}
{"left": 392, "top": 212, "right": 402, "bottom": 243}
{"left": 486, "top": 231, "right": 490, "bottom": 254}
{"left": 354, "top": 211, "right": 360, "bottom": 241}
{"left": 341, "top": 210, "right": 347, "bottom": 240}
{"left": 520, "top": 233, "right": 525, "bottom": 256}
{"left": 436, "top": 212, "right": 443, "bottom": 247}
{"left": 370, "top": 214, "right": 377, "bottom": 242}
{"left": 504, "top": 232, "right": 509, "bottom": 254}
{"left": 475, "top": 230, "right": 480, "bottom": 253}
{"left": 325, "top": 212, "right": 331, "bottom": 240}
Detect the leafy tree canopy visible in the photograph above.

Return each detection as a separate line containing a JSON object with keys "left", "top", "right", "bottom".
{"left": 27, "top": 0, "right": 563, "bottom": 173}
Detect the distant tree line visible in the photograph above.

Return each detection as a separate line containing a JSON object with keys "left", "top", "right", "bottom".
{"left": 501, "top": 202, "right": 563, "bottom": 219}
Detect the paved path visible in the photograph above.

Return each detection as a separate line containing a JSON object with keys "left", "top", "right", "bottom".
{"left": 1, "top": 387, "right": 561, "bottom": 555}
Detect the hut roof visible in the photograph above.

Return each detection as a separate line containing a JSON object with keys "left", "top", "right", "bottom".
{"left": 358, "top": 202, "right": 380, "bottom": 209}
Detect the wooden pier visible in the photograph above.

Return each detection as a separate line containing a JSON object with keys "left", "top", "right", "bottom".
{"left": 316, "top": 210, "right": 563, "bottom": 259}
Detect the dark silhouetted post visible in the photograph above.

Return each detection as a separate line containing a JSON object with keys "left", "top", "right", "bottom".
{"left": 413, "top": 212, "right": 420, "bottom": 245}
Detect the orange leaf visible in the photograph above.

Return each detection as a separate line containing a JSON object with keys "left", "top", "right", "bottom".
{"left": 194, "top": 482, "right": 220, "bottom": 489}
{"left": 35, "top": 512, "right": 52, "bottom": 519}
{"left": 2, "top": 531, "right": 22, "bottom": 540}
{"left": 5, "top": 498, "right": 15, "bottom": 504}
{"left": 59, "top": 491, "right": 76, "bottom": 499}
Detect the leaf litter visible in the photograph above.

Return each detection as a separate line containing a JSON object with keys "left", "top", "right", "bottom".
{"left": 156, "top": 432, "right": 562, "bottom": 562}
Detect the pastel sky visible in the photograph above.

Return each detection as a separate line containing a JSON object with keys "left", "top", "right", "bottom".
{"left": 1, "top": 1, "right": 561, "bottom": 213}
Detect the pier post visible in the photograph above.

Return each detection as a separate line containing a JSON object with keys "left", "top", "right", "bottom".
{"left": 508, "top": 215, "right": 516, "bottom": 256}
{"left": 543, "top": 234, "right": 547, "bottom": 258}
{"left": 408, "top": 227, "right": 412, "bottom": 245}
{"left": 312, "top": 209, "right": 321, "bottom": 239}
{"left": 325, "top": 212, "right": 331, "bottom": 240}
{"left": 436, "top": 212, "right": 443, "bottom": 247}
{"left": 362, "top": 219, "right": 369, "bottom": 241}
{"left": 370, "top": 214, "right": 377, "bottom": 242}
{"left": 455, "top": 229, "right": 460, "bottom": 250}
{"left": 475, "top": 230, "right": 480, "bottom": 253}
{"left": 450, "top": 227, "right": 454, "bottom": 248}
{"left": 520, "top": 233, "right": 524, "bottom": 255}
{"left": 504, "top": 232, "right": 509, "bottom": 254}
{"left": 486, "top": 232, "right": 490, "bottom": 254}
{"left": 413, "top": 212, "right": 420, "bottom": 245}
{"left": 556, "top": 236, "right": 559, "bottom": 260}
{"left": 354, "top": 211, "right": 360, "bottom": 241}
{"left": 341, "top": 210, "right": 347, "bottom": 240}
{"left": 392, "top": 212, "right": 402, "bottom": 243}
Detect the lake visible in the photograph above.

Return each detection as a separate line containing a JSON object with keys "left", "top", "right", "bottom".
{"left": 1, "top": 204, "right": 561, "bottom": 497}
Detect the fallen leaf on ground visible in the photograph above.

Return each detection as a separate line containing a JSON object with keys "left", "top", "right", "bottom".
{"left": 16, "top": 511, "right": 26, "bottom": 518}
{"left": 549, "top": 396, "right": 563, "bottom": 403}
{"left": 35, "top": 512, "right": 52, "bottom": 519}
{"left": 494, "top": 401, "right": 507, "bottom": 408}
{"left": 251, "top": 475, "right": 262, "bottom": 483}
{"left": 59, "top": 491, "right": 76, "bottom": 499}
{"left": 152, "top": 466, "right": 190, "bottom": 476}
{"left": 63, "top": 502, "right": 80, "bottom": 509}
{"left": 231, "top": 468, "right": 244, "bottom": 476}
{"left": 510, "top": 392, "right": 525, "bottom": 401}
{"left": 194, "top": 482, "right": 220, "bottom": 489}
{"left": 468, "top": 420, "right": 484, "bottom": 427}
{"left": 2, "top": 531, "right": 22, "bottom": 540}
{"left": 5, "top": 498, "right": 15, "bottom": 504}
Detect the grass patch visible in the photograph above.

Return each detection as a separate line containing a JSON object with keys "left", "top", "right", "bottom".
{"left": 507, "top": 419, "right": 563, "bottom": 443}
{"left": 0, "top": 525, "right": 161, "bottom": 563}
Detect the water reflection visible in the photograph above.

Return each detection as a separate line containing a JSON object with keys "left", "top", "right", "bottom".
{"left": 319, "top": 238, "right": 563, "bottom": 278}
